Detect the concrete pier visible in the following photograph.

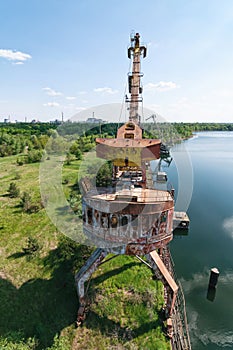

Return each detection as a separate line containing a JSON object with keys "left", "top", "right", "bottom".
{"left": 173, "top": 211, "right": 190, "bottom": 230}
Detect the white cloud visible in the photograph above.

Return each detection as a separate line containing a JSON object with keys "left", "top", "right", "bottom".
{"left": 43, "top": 102, "right": 60, "bottom": 107}
{"left": 94, "top": 87, "right": 118, "bottom": 94}
{"left": 42, "top": 87, "right": 62, "bottom": 96}
{"left": 13, "top": 61, "right": 24, "bottom": 65}
{"left": 223, "top": 216, "right": 233, "bottom": 239}
{"left": 66, "top": 96, "right": 76, "bottom": 100}
{"left": 189, "top": 308, "right": 233, "bottom": 348}
{"left": 144, "top": 81, "right": 180, "bottom": 92}
{"left": 179, "top": 271, "right": 209, "bottom": 294}
{"left": 0, "top": 49, "right": 31, "bottom": 63}
{"left": 78, "top": 91, "right": 87, "bottom": 95}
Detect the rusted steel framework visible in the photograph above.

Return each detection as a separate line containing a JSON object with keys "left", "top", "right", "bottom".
{"left": 75, "top": 32, "right": 191, "bottom": 349}
{"left": 127, "top": 32, "right": 146, "bottom": 124}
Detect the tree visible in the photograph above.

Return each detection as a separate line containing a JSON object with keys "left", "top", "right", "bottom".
{"left": 8, "top": 182, "right": 20, "bottom": 198}
{"left": 75, "top": 148, "right": 82, "bottom": 160}
{"left": 65, "top": 152, "right": 72, "bottom": 165}
{"left": 20, "top": 192, "right": 32, "bottom": 212}
{"left": 27, "top": 149, "right": 43, "bottom": 163}
{"left": 69, "top": 143, "right": 83, "bottom": 160}
{"left": 96, "top": 161, "right": 112, "bottom": 187}
{"left": 20, "top": 191, "right": 40, "bottom": 213}
{"left": 23, "top": 236, "right": 40, "bottom": 255}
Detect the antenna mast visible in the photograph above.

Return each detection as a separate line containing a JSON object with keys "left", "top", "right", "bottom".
{"left": 127, "top": 32, "right": 147, "bottom": 124}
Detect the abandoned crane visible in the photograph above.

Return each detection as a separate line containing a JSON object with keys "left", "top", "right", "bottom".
{"left": 75, "top": 32, "right": 191, "bottom": 349}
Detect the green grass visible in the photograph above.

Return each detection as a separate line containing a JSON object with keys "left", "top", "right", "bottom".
{"left": 0, "top": 156, "right": 80, "bottom": 349}
{"left": 73, "top": 255, "right": 170, "bottom": 349}
{"left": 0, "top": 155, "right": 170, "bottom": 350}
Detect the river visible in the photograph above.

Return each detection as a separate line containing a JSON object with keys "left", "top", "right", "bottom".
{"left": 165, "top": 131, "right": 233, "bottom": 349}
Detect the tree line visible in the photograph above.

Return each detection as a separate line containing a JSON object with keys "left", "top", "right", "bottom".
{"left": 1, "top": 121, "right": 233, "bottom": 159}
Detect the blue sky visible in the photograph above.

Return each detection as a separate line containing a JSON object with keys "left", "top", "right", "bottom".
{"left": 0, "top": 0, "right": 233, "bottom": 123}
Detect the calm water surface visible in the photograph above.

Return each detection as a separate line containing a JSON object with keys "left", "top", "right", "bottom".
{"left": 166, "top": 132, "right": 233, "bottom": 349}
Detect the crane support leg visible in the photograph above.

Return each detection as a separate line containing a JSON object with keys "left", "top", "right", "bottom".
{"left": 75, "top": 248, "right": 108, "bottom": 325}
{"left": 147, "top": 249, "right": 178, "bottom": 316}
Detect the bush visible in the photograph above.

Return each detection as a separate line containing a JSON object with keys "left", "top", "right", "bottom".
{"left": 8, "top": 182, "right": 20, "bottom": 198}
{"left": 56, "top": 236, "right": 93, "bottom": 270}
{"left": 46, "top": 335, "right": 70, "bottom": 350}
{"left": 69, "top": 193, "right": 82, "bottom": 217}
{"left": 65, "top": 152, "right": 72, "bottom": 165}
{"left": 27, "top": 150, "right": 43, "bottom": 163}
{"left": 20, "top": 192, "right": 32, "bottom": 212}
{"left": 75, "top": 148, "right": 83, "bottom": 160}
{"left": 23, "top": 236, "right": 40, "bottom": 258}
{"left": 27, "top": 204, "right": 40, "bottom": 214}
{"left": 69, "top": 143, "right": 83, "bottom": 160}
{"left": 96, "top": 161, "right": 112, "bottom": 187}
{"left": 0, "top": 331, "right": 37, "bottom": 349}
{"left": 20, "top": 192, "right": 41, "bottom": 213}
{"left": 16, "top": 157, "right": 24, "bottom": 166}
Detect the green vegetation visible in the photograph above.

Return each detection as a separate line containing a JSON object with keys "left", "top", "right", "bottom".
{"left": 1, "top": 121, "right": 232, "bottom": 160}
{"left": 0, "top": 152, "right": 169, "bottom": 349}
{"left": 75, "top": 255, "right": 170, "bottom": 350}
{"left": 1, "top": 121, "right": 232, "bottom": 349}
{"left": 0, "top": 156, "right": 75, "bottom": 349}
{"left": 142, "top": 122, "right": 233, "bottom": 145}
{"left": 8, "top": 182, "right": 20, "bottom": 198}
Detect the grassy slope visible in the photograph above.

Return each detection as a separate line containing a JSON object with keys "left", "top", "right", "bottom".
{"left": 73, "top": 255, "right": 170, "bottom": 350}
{"left": 0, "top": 156, "right": 76, "bottom": 349}
{"left": 0, "top": 155, "right": 170, "bottom": 350}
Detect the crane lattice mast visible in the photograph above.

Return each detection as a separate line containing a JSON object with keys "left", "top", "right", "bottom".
{"left": 127, "top": 32, "right": 146, "bottom": 124}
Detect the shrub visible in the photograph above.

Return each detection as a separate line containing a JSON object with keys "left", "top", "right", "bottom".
{"left": 23, "top": 236, "right": 40, "bottom": 258}
{"left": 27, "top": 204, "right": 40, "bottom": 214}
{"left": 20, "top": 192, "right": 32, "bottom": 212}
{"left": 27, "top": 150, "right": 43, "bottom": 163}
{"left": 46, "top": 335, "right": 70, "bottom": 350}
{"left": 0, "top": 334, "right": 37, "bottom": 350}
{"left": 96, "top": 161, "right": 112, "bottom": 187}
{"left": 16, "top": 157, "right": 24, "bottom": 166}
{"left": 8, "top": 182, "right": 20, "bottom": 198}
{"left": 65, "top": 152, "right": 72, "bottom": 165}
{"left": 20, "top": 192, "right": 41, "bottom": 213}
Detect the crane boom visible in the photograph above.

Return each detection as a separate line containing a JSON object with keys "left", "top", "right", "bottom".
{"left": 127, "top": 33, "right": 147, "bottom": 125}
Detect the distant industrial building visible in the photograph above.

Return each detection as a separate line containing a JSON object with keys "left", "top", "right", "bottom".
{"left": 86, "top": 117, "right": 105, "bottom": 123}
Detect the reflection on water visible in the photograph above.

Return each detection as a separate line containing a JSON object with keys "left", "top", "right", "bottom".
{"left": 167, "top": 132, "right": 233, "bottom": 350}
{"left": 206, "top": 286, "right": 216, "bottom": 302}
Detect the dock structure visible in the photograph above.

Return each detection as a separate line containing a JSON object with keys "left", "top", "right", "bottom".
{"left": 173, "top": 211, "right": 190, "bottom": 230}
{"left": 75, "top": 32, "right": 191, "bottom": 349}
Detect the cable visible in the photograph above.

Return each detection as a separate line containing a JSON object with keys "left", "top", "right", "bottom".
{"left": 118, "top": 58, "right": 132, "bottom": 128}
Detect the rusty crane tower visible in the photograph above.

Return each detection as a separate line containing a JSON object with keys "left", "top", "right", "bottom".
{"left": 75, "top": 32, "right": 191, "bottom": 349}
